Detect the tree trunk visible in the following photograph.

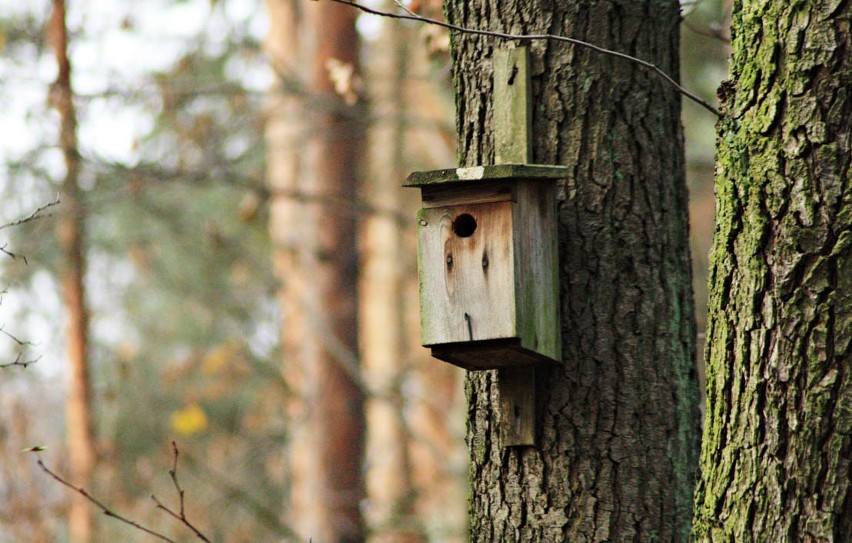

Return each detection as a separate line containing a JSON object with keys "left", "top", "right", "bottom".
{"left": 692, "top": 0, "right": 851, "bottom": 540}
{"left": 49, "top": 1, "right": 97, "bottom": 541}
{"left": 444, "top": 1, "right": 701, "bottom": 540}
{"left": 265, "top": 1, "right": 366, "bottom": 541}
{"left": 361, "top": 9, "right": 425, "bottom": 542}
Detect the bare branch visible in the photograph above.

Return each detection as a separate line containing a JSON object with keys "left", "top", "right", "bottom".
{"left": 37, "top": 444, "right": 211, "bottom": 541}
{"left": 327, "top": 0, "right": 722, "bottom": 117}
{"left": 36, "top": 459, "right": 178, "bottom": 542}
{"left": 0, "top": 325, "right": 34, "bottom": 347}
{"left": 1, "top": 243, "right": 28, "bottom": 264}
{"left": 0, "top": 196, "right": 61, "bottom": 232}
{"left": 0, "top": 352, "right": 41, "bottom": 369}
{"left": 150, "top": 442, "right": 212, "bottom": 543}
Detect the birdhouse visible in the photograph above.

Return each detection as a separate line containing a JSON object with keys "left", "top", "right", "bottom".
{"left": 405, "top": 46, "right": 563, "bottom": 447}
{"left": 404, "top": 164, "right": 565, "bottom": 370}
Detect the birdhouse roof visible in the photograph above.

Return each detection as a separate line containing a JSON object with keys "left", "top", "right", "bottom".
{"left": 404, "top": 164, "right": 568, "bottom": 188}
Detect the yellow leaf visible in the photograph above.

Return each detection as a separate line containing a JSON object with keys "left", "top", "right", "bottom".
{"left": 170, "top": 403, "right": 208, "bottom": 436}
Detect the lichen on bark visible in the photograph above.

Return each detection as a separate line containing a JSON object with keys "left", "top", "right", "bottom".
{"left": 693, "top": 0, "right": 851, "bottom": 540}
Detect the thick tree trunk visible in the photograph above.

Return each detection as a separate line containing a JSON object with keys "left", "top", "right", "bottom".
{"left": 692, "top": 0, "right": 851, "bottom": 540}
{"left": 444, "top": 1, "right": 700, "bottom": 540}
{"left": 49, "top": 2, "right": 97, "bottom": 542}
{"left": 265, "top": 1, "right": 366, "bottom": 541}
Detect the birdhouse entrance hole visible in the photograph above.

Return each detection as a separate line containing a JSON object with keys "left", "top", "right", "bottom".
{"left": 453, "top": 213, "right": 477, "bottom": 237}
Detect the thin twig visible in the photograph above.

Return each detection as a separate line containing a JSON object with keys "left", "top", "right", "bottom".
{"left": 0, "top": 326, "right": 33, "bottom": 347}
{"left": 0, "top": 243, "right": 27, "bottom": 264}
{"left": 36, "top": 459, "right": 178, "bottom": 543}
{"left": 150, "top": 442, "right": 212, "bottom": 542}
{"left": 0, "top": 196, "right": 61, "bottom": 231}
{"left": 327, "top": 0, "right": 721, "bottom": 117}
{"left": 0, "top": 352, "right": 41, "bottom": 369}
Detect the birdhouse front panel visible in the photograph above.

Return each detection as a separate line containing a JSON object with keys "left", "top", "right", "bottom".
{"left": 417, "top": 201, "right": 517, "bottom": 347}
{"left": 405, "top": 165, "right": 566, "bottom": 370}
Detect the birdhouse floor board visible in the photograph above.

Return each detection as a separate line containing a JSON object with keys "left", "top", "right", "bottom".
{"left": 429, "top": 338, "right": 556, "bottom": 371}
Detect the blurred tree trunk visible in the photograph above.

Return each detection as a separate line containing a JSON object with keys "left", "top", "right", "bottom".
{"left": 49, "top": 1, "right": 96, "bottom": 541}
{"left": 692, "top": 0, "right": 851, "bottom": 540}
{"left": 360, "top": 9, "right": 424, "bottom": 543}
{"left": 265, "top": 1, "right": 366, "bottom": 541}
{"left": 445, "top": 1, "right": 700, "bottom": 540}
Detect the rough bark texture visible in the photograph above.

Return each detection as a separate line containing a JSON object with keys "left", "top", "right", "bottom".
{"left": 444, "top": 1, "right": 701, "bottom": 541}
{"left": 50, "top": 1, "right": 97, "bottom": 541}
{"left": 265, "top": 1, "right": 366, "bottom": 541}
{"left": 692, "top": 0, "right": 851, "bottom": 541}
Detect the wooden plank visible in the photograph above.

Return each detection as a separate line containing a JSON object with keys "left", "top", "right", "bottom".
{"left": 493, "top": 48, "right": 532, "bottom": 165}
{"left": 404, "top": 164, "right": 568, "bottom": 187}
{"left": 430, "top": 339, "right": 556, "bottom": 370}
{"left": 498, "top": 367, "right": 536, "bottom": 446}
{"left": 513, "top": 180, "right": 561, "bottom": 362}
{"left": 492, "top": 47, "right": 537, "bottom": 447}
{"left": 417, "top": 202, "right": 517, "bottom": 346}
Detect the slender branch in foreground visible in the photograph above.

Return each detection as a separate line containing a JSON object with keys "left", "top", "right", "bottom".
{"left": 0, "top": 325, "right": 34, "bottom": 347}
{"left": 0, "top": 196, "right": 61, "bottom": 232}
{"left": 36, "top": 459, "right": 178, "bottom": 543}
{"left": 36, "top": 443, "right": 211, "bottom": 542}
{"left": 0, "top": 294, "right": 39, "bottom": 369}
{"left": 327, "top": 0, "right": 721, "bottom": 117}
{"left": 0, "top": 352, "right": 41, "bottom": 369}
{"left": 150, "top": 442, "right": 212, "bottom": 542}
{"left": 0, "top": 243, "right": 27, "bottom": 264}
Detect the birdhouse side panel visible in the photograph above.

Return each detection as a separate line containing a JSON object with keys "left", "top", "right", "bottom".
{"left": 417, "top": 203, "right": 517, "bottom": 346}
{"left": 513, "top": 180, "right": 561, "bottom": 362}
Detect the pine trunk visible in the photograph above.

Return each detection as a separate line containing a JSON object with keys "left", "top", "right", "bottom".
{"left": 444, "top": 1, "right": 701, "bottom": 540}
{"left": 692, "top": 0, "right": 851, "bottom": 540}
{"left": 361, "top": 9, "right": 424, "bottom": 542}
{"left": 49, "top": 1, "right": 97, "bottom": 541}
{"left": 265, "top": 1, "right": 366, "bottom": 541}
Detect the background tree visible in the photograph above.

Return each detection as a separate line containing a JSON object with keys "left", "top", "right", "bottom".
{"left": 693, "top": 0, "right": 851, "bottom": 539}
{"left": 48, "top": 1, "right": 97, "bottom": 540}
{"left": 265, "top": 0, "right": 367, "bottom": 540}
{"left": 360, "top": 5, "right": 423, "bottom": 541}
{"left": 444, "top": 0, "right": 701, "bottom": 540}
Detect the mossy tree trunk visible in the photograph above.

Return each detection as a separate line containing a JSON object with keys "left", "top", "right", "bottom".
{"left": 692, "top": 0, "right": 851, "bottom": 540}
{"left": 444, "top": 1, "right": 701, "bottom": 540}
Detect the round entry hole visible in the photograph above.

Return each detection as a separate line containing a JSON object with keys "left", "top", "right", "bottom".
{"left": 453, "top": 213, "right": 477, "bottom": 237}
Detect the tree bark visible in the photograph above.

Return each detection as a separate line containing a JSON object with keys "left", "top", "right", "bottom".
{"left": 692, "top": 0, "right": 851, "bottom": 540}
{"left": 444, "top": 1, "right": 701, "bottom": 540}
{"left": 265, "top": 1, "right": 366, "bottom": 541}
{"left": 49, "top": 1, "right": 97, "bottom": 541}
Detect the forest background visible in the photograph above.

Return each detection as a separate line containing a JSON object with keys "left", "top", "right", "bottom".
{"left": 0, "top": 0, "right": 728, "bottom": 541}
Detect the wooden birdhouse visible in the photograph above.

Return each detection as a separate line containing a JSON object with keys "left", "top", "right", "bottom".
{"left": 404, "top": 164, "right": 564, "bottom": 370}
{"left": 405, "top": 47, "right": 565, "bottom": 447}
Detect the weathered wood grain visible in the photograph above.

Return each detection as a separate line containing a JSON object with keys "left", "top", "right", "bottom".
{"left": 418, "top": 202, "right": 516, "bottom": 346}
